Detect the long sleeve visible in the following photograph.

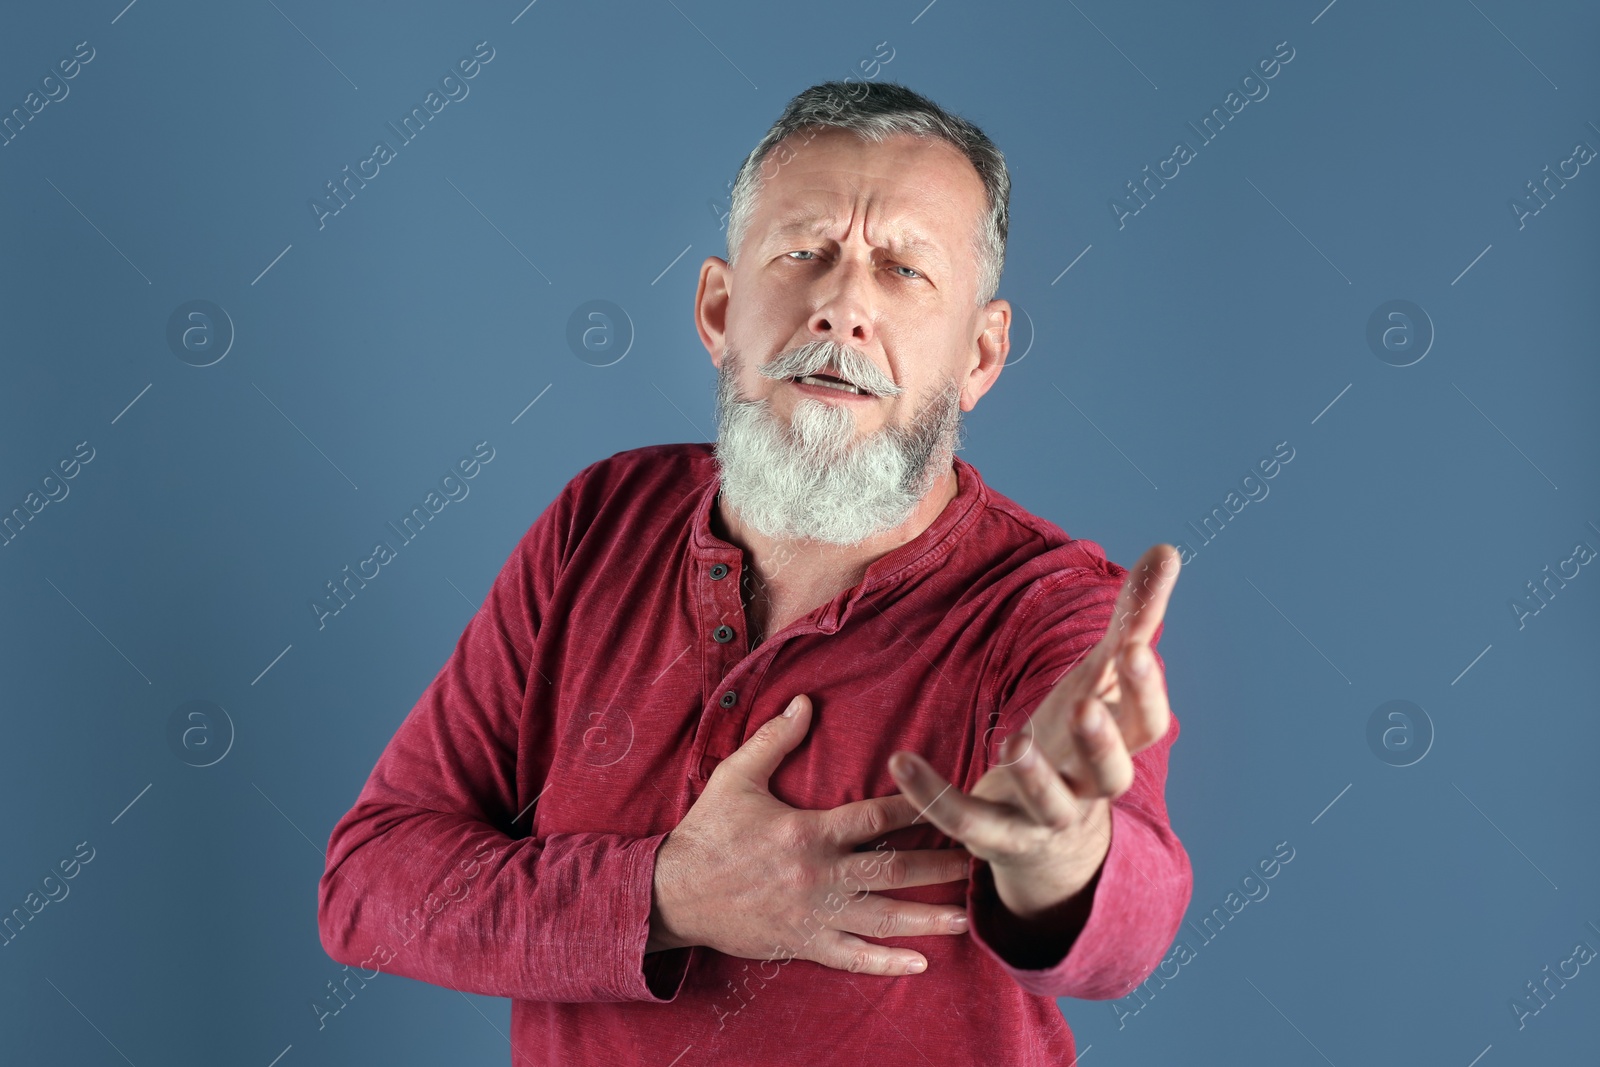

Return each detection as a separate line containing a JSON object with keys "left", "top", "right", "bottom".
{"left": 316, "top": 463, "right": 694, "bottom": 1004}
{"left": 966, "top": 560, "right": 1192, "bottom": 1000}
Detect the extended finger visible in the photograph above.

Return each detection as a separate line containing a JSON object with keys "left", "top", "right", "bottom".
{"left": 1056, "top": 693, "right": 1135, "bottom": 799}
{"left": 1065, "top": 544, "right": 1181, "bottom": 694}
{"left": 838, "top": 844, "right": 972, "bottom": 893}
{"left": 810, "top": 930, "right": 932, "bottom": 977}
{"left": 825, "top": 793, "right": 928, "bottom": 847}
{"left": 888, "top": 752, "right": 1025, "bottom": 857}
{"left": 1112, "top": 640, "right": 1172, "bottom": 755}
{"left": 999, "top": 732, "right": 1090, "bottom": 830}
{"left": 1108, "top": 543, "right": 1180, "bottom": 649}
{"left": 1042, "top": 543, "right": 1181, "bottom": 730}
{"left": 833, "top": 895, "right": 970, "bottom": 941}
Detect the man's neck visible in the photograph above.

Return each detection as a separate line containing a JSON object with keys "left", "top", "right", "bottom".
{"left": 712, "top": 462, "right": 961, "bottom": 604}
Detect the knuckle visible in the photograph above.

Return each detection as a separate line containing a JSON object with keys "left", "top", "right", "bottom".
{"left": 773, "top": 832, "right": 815, "bottom": 892}
{"left": 1083, "top": 730, "right": 1116, "bottom": 761}
{"left": 870, "top": 909, "right": 900, "bottom": 940}
{"left": 859, "top": 803, "right": 890, "bottom": 841}
{"left": 782, "top": 855, "right": 816, "bottom": 896}
{"left": 775, "top": 814, "right": 813, "bottom": 856}
{"left": 1044, "top": 809, "right": 1076, "bottom": 832}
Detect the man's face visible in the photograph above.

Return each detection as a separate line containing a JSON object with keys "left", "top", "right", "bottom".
{"left": 696, "top": 126, "right": 1009, "bottom": 546}
{"left": 712, "top": 127, "right": 1003, "bottom": 431}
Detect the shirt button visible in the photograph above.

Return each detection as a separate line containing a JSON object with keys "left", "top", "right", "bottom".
{"left": 709, "top": 563, "right": 729, "bottom": 580}
{"left": 719, "top": 690, "right": 737, "bottom": 708}
{"left": 713, "top": 624, "right": 734, "bottom": 644}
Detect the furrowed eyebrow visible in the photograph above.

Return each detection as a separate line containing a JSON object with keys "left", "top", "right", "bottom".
{"left": 766, "top": 211, "right": 944, "bottom": 265}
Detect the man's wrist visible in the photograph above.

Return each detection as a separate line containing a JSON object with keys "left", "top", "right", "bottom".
{"left": 975, "top": 857, "right": 1104, "bottom": 970}
{"left": 646, "top": 830, "right": 689, "bottom": 955}
{"left": 988, "top": 803, "right": 1111, "bottom": 919}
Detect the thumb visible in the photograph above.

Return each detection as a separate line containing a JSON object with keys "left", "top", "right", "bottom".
{"left": 719, "top": 694, "right": 811, "bottom": 790}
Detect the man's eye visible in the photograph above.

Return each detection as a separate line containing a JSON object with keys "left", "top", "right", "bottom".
{"left": 783, "top": 250, "right": 920, "bottom": 279}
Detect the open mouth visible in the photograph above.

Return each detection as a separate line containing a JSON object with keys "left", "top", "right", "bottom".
{"left": 791, "top": 372, "right": 872, "bottom": 397}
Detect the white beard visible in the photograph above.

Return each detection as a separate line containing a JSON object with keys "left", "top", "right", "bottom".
{"left": 712, "top": 341, "right": 964, "bottom": 547}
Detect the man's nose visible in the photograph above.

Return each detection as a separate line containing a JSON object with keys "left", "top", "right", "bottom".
{"left": 807, "top": 259, "right": 876, "bottom": 347}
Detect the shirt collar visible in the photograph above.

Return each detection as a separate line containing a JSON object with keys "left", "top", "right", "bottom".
{"left": 691, "top": 451, "right": 988, "bottom": 630}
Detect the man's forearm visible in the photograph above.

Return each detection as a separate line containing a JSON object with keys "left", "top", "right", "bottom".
{"left": 319, "top": 808, "right": 688, "bottom": 1004}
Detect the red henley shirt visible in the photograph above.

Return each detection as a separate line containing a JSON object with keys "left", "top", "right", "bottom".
{"left": 318, "top": 441, "right": 1191, "bottom": 1065}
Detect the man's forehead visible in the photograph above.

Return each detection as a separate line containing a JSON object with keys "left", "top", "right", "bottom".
{"left": 762, "top": 205, "right": 947, "bottom": 261}
{"left": 755, "top": 129, "right": 979, "bottom": 259}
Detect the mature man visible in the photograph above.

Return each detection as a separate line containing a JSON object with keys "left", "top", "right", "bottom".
{"left": 319, "top": 81, "right": 1191, "bottom": 1064}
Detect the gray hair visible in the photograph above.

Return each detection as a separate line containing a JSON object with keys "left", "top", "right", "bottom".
{"left": 725, "top": 81, "right": 1010, "bottom": 306}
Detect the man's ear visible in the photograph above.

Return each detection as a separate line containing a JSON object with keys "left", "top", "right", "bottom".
{"left": 695, "top": 257, "right": 732, "bottom": 366}
{"left": 962, "top": 298, "right": 1011, "bottom": 412}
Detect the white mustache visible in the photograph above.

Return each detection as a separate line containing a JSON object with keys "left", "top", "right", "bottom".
{"left": 756, "top": 341, "right": 903, "bottom": 398}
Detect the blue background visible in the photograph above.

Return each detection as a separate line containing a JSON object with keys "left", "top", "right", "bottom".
{"left": 2, "top": 1, "right": 1596, "bottom": 1064}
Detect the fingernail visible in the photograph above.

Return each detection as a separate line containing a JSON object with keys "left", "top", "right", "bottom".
{"left": 906, "top": 957, "right": 926, "bottom": 973}
{"left": 891, "top": 754, "right": 915, "bottom": 779}
{"left": 783, "top": 696, "right": 801, "bottom": 717}
{"left": 949, "top": 914, "right": 969, "bottom": 932}
{"left": 1124, "top": 645, "right": 1152, "bottom": 677}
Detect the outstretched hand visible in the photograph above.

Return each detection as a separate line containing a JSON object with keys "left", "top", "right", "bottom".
{"left": 885, "top": 543, "right": 1181, "bottom": 918}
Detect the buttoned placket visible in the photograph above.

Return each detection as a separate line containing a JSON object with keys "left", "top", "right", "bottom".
{"left": 691, "top": 553, "right": 770, "bottom": 787}
{"left": 689, "top": 543, "right": 881, "bottom": 790}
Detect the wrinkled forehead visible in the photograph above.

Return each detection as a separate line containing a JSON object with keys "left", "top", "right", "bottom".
{"left": 748, "top": 129, "right": 987, "bottom": 277}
